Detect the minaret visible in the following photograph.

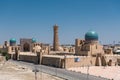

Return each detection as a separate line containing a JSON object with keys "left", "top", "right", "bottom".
{"left": 53, "top": 24, "right": 59, "bottom": 51}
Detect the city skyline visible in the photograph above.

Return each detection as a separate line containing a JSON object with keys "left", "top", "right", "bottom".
{"left": 0, "top": 0, "right": 120, "bottom": 44}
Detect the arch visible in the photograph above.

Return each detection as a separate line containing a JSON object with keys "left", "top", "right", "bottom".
{"left": 23, "top": 43, "right": 30, "bottom": 52}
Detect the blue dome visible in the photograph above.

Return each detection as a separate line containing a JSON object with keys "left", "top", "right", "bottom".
{"left": 32, "top": 38, "right": 36, "bottom": 43}
{"left": 85, "top": 30, "right": 98, "bottom": 40}
{"left": 10, "top": 38, "right": 16, "bottom": 43}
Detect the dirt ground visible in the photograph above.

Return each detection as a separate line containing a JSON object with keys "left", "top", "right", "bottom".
{"left": 0, "top": 61, "right": 64, "bottom": 80}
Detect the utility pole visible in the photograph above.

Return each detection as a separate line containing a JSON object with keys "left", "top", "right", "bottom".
{"left": 86, "top": 65, "right": 89, "bottom": 80}
{"left": 32, "top": 65, "right": 39, "bottom": 80}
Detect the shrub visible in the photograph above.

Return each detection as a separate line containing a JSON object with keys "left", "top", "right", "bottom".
{"left": 1, "top": 51, "right": 10, "bottom": 61}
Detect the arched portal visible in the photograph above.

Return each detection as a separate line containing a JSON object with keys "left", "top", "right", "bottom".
{"left": 23, "top": 43, "right": 30, "bottom": 52}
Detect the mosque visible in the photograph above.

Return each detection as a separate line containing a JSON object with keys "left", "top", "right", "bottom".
{"left": 0, "top": 24, "right": 120, "bottom": 68}
{"left": 75, "top": 30, "right": 104, "bottom": 56}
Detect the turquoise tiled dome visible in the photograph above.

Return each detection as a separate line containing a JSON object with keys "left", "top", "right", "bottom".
{"left": 10, "top": 38, "right": 16, "bottom": 43}
{"left": 32, "top": 38, "right": 36, "bottom": 43}
{"left": 85, "top": 30, "right": 98, "bottom": 41}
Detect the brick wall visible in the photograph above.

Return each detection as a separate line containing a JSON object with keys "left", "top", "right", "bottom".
{"left": 42, "top": 57, "right": 61, "bottom": 67}
{"left": 65, "top": 57, "right": 96, "bottom": 69}
{"left": 19, "top": 55, "right": 38, "bottom": 63}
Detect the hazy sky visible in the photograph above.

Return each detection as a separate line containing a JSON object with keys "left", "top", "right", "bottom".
{"left": 0, "top": 0, "right": 120, "bottom": 45}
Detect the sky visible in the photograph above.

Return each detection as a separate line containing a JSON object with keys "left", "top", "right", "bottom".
{"left": 0, "top": 0, "right": 120, "bottom": 45}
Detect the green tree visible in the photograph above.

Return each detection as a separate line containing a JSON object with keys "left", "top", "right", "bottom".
{"left": 0, "top": 51, "right": 10, "bottom": 60}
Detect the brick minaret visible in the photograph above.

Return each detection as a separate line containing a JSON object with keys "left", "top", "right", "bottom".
{"left": 53, "top": 24, "right": 59, "bottom": 51}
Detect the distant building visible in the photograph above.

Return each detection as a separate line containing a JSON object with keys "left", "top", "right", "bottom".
{"left": 0, "top": 38, "right": 49, "bottom": 55}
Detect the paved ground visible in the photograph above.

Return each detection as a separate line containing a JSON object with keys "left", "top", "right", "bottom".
{"left": 8, "top": 60, "right": 107, "bottom": 80}
{"left": 68, "top": 66, "right": 120, "bottom": 80}
{"left": 0, "top": 61, "right": 64, "bottom": 80}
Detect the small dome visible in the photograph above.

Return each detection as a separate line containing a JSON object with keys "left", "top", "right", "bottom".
{"left": 10, "top": 38, "right": 16, "bottom": 43}
{"left": 85, "top": 30, "right": 98, "bottom": 41}
{"left": 32, "top": 38, "right": 36, "bottom": 43}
